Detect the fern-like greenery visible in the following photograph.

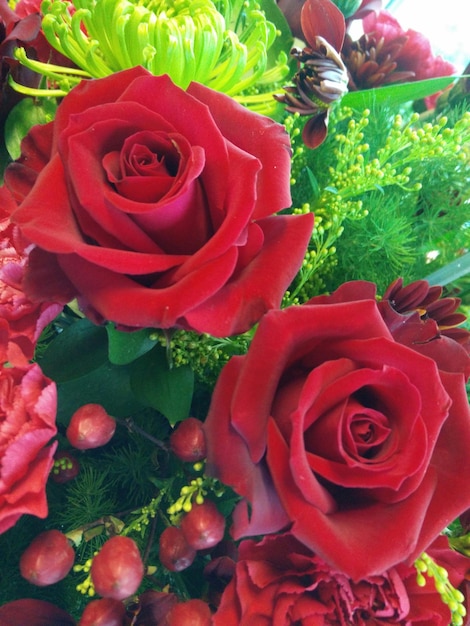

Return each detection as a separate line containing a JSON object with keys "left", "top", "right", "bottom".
{"left": 284, "top": 104, "right": 470, "bottom": 302}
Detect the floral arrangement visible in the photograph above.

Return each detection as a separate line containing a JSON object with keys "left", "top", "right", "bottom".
{"left": 1, "top": 0, "right": 470, "bottom": 624}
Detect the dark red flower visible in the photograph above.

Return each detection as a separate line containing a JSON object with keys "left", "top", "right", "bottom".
{"left": 213, "top": 533, "right": 469, "bottom": 625}
{"left": 382, "top": 277, "right": 469, "bottom": 347}
{"left": 342, "top": 10, "right": 455, "bottom": 105}
{"left": 0, "top": 0, "right": 67, "bottom": 145}
{"left": 125, "top": 590, "right": 178, "bottom": 625}
{"left": 3, "top": 66, "right": 313, "bottom": 336}
{"left": 277, "top": 0, "right": 382, "bottom": 40}
{"left": 0, "top": 598, "right": 75, "bottom": 625}
{"left": 204, "top": 280, "right": 470, "bottom": 580}
{"left": 275, "top": 0, "right": 348, "bottom": 149}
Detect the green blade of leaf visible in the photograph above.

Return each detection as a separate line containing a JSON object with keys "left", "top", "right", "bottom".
{"left": 342, "top": 75, "right": 459, "bottom": 109}
{"left": 55, "top": 361, "right": 145, "bottom": 423}
{"left": 106, "top": 324, "right": 159, "bottom": 365}
{"left": 130, "top": 346, "right": 194, "bottom": 426}
{"left": 39, "top": 318, "right": 108, "bottom": 382}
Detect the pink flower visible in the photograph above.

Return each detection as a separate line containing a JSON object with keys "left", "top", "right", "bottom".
{"left": 0, "top": 363, "right": 57, "bottom": 534}
{"left": 1, "top": 205, "right": 63, "bottom": 367}
{"left": 362, "top": 11, "right": 455, "bottom": 82}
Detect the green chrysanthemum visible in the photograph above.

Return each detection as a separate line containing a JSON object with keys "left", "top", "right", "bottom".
{"left": 18, "top": 0, "right": 288, "bottom": 114}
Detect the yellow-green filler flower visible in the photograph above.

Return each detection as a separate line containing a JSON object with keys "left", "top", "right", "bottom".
{"left": 18, "top": 0, "right": 288, "bottom": 114}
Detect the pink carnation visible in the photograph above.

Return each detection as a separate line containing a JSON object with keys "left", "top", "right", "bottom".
{"left": 0, "top": 363, "right": 57, "bottom": 534}
{"left": 1, "top": 206, "right": 62, "bottom": 367}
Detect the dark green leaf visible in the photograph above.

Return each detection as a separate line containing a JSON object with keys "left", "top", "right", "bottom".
{"left": 130, "top": 346, "right": 194, "bottom": 426}
{"left": 39, "top": 318, "right": 108, "bottom": 382}
{"left": 106, "top": 324, "right": 159, "bottom": 365}
{"left": 342, "top": 76, "right": 458, "bottom": 110}
{"left": 55, "top": 361, "right": 144, "bottom": 424}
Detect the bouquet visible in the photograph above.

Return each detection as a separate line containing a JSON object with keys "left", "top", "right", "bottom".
{"left": 1, "top": 0, "right": 470, "bottom": 623}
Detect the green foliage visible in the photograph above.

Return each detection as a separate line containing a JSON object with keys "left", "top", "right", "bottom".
{"left": 415, "top": 552, "right": 467, "bottom": 626}
{"left": 331, "top": 0, "right": 362, "bottom": 18}
{"left": 4, "top": 96, "right": 57, "bottom": 161}
{"left": 130, "top": 344, "right": 195, "bottom": 426}
{"left": 342, "top": 75, "right": 458, "bottom": 110}
{"left": 284, "top": 105, "right": 470, "bottom": 301}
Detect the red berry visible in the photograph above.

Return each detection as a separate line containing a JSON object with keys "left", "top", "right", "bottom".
{"left": 163, "top": 599, "right": 212, "bottom": 626}
{"left": 51, "top": 450, "right": 80, "bottom": 483}
{"left": 66, "top": 404, "right": 116, "bottom": 450}
{"left": 180, "top": 501, "right": 225, "bottom": 551}
{"left": 159, "top": 526, "right": 196, "bottom": 572}
{"left": 78, "top": 598, "right": 126, "bottom": 626}
{"left": 170, "top": 418, "right": 207, "bottom": 463}
{"left": 91, "top": 536, "right": 144, "bottom": 601}
{"left": 20, "top": 530, "right": 75, "bottom": 586}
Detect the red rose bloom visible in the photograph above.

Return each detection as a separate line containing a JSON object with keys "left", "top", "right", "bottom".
{"left": 3, "top": 66, "right": 313, "bottom": 336}
{"left": 0, "top": 363, "right": 57, "bottom": 533}
{"left": 204, "top": 281, "right": 470, "bottom": 580}
{"left": 213, "top": 533, "right": 469, "bottom": 625}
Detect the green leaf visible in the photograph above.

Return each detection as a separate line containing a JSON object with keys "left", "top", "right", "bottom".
{"left": 306, "top": 166, "right": 321, "bottom": 201}
{"left": 342, "top": 76, "right": 458, "bottom": 110}
{"left": 39, "top": 318, "right": 108, "bottom": 382}
{"left": 4, "top": 97, "right": 57, "bottom": 160}
{"left": 130, "top": 345, "right": 194, "bottom": 426}
{"left": 260, "top": 0, "right": 294, "bottom": 68}
{"left": 331, "top": 0, "right": 362, "bottom": 18}
{"left": 55, "top": 361, "right": 144, "bottom": 423}
{"left": 106, "top": 324, "right": 159, "bottom": 365}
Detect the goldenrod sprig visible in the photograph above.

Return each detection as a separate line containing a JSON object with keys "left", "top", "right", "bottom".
{"left": 415, "top": 552, "right": 467, "bottom": 626}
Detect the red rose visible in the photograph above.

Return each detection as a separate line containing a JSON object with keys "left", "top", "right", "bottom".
{"left": 3, "top": 67, "right": 313, "bottom": 336}
{"left": 0, "top": 363, "right": 57, "bottom": 533}
{"left": 204, "top": 281, "right": 470, "bottom": 579}
{"left": 213, "top": 533, "right": 468, "bottom": 625}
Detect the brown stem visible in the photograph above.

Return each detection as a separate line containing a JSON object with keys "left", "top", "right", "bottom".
{"left": 115, "top": 416, "right": 168, "bottom": 450}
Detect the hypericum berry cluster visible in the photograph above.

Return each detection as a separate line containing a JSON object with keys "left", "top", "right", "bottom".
{"left": 159, "top": 500, "right": 226, "bottom": 573}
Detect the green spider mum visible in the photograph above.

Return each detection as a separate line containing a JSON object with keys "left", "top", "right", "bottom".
{"left": 14, "top": 0, "right": 288, "bottom": 115}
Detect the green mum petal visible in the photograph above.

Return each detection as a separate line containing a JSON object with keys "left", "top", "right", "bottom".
{"left": 38, "top": 0, "right": 288, "bottom": 105}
